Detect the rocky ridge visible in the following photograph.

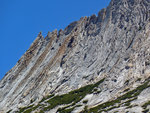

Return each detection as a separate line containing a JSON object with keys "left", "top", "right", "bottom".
{"left": 0, "top": 0, "right": 150, "bottom": 112}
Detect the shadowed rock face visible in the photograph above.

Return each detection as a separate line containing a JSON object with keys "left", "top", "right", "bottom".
{"left": 0, "top": 0, "right": 150, "bottom": 112}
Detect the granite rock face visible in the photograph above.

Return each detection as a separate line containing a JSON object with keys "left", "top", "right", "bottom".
{"left": 0, "top": 0, "right": 150, "bottom": 112}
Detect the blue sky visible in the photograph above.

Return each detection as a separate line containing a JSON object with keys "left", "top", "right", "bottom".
{"left": 0, "top": 0, "right": 111, "bottom": 80}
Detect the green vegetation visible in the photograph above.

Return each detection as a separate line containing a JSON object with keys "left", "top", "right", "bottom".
{"left": 43, "top": 78, "right": 105, "bottom": 111}
{"left": 17, "top": 77, "right": 150, "bottom": 113}
{"left": 39, "top": 94, "right": 54, "bottom": 103}
{"left": 106, "top": 106, "right": 120, "bottom": 111}
{"left": 23, "top": 104, "right": 41, "bottom": 113}
{"left": 142, "top": 101, "right": 150, "bottom": 109}
{"left": 76, "top": 105, "right": 82, "bottom": 107}
{"left": 123, "top": 88, "right": 130, "bottom": 92}
{"left": 139, "top": 26, "right": 142, "bottom": 31}
{"left": 57, "top": 106, "right": 75, "bottom": 113}
{"left": 81, "top": 79, "right": 150, "bottom": 113}
{"left": 57, "top": 103, "right": 74, "bottom": 113}
{"left": 136, "top": 78, "right": 142, "bottom": 82}
{"left": 57, "top": 104, "right": 82, "bottom": 113}
{"left": 93, "top": 88, "right": 102, "bottom": 94}
{"left": 18, "top": 105, "right": 34, "bottom": 113}
{"left": 126, "top": 105, "right": 133, "bottom": 109}
{"left": 93, "top": 88, "right": 98, "bottom": 92}
{"left": 39, "top": 110, "right": 44, "bottom": 113}
{"left": 124, "top": 97, "right": 137, "bottom": 107}
{"left": 83, "top": 100, "right": 88, "bottom": 104}
{"left": 18, "top": 78, "right": 105, "bottom": 113}
{"left": 83, "top": 106, "right": 88, "bottom": 113}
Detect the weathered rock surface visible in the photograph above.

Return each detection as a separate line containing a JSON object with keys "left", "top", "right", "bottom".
{"left": 0, "top": 0, "right": 150, "bottom": 113}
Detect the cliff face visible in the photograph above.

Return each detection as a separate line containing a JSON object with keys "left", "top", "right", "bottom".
{"left": 0, "top": 0, "right": 150, "bottom": 113}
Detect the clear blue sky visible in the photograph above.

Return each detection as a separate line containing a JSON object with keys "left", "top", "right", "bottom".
{"left": 0, "top": 0, "right": 111, "bottom": 80}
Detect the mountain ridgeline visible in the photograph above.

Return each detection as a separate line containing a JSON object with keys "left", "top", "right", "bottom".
{"left": 0, "top": 0, "right": 150, "bottom": 113}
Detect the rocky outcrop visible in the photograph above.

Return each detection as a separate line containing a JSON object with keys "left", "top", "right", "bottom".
{"left": 0, "top": 0, "right": 150, "bottom": 113}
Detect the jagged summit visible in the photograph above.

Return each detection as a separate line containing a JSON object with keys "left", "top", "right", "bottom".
{"left": 0, "top": 0, "right": 150, "bottom": 113}
{"left": 37, "top": 31, "right": 43, "bottom": 38}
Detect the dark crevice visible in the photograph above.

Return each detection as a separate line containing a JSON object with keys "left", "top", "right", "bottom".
{"left": 126, "top": 37, "right": 134, "bottom": 50}
{"left": 67, "top": 37, "right": 74, "bottom": 48}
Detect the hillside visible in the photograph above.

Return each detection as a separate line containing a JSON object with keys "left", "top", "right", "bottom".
{"left": 0, "top": 0, "right": 150, "bottom": 113}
